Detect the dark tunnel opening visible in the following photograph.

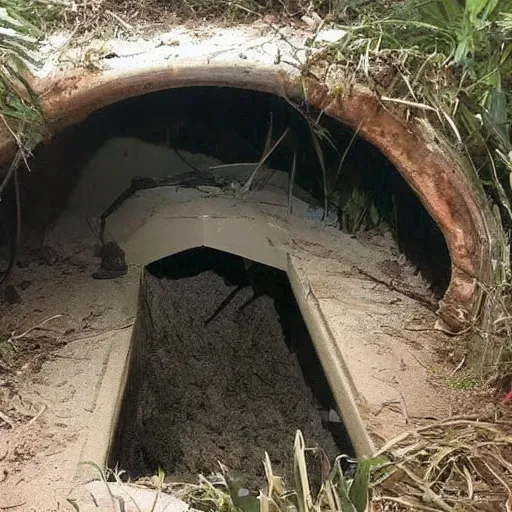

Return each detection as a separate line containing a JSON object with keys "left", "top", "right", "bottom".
{"left": 0, "top": 86, "right": 451, "bottom": 297}
{"left": 109, "top": 247, "right": 354, "bottom": 487}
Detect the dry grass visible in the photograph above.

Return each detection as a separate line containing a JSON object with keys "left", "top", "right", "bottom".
{"left": 0, "top": 315, "right": 64, "bottom": 373}
{"left": 99, "top": 426, "right": 512, "bottom": 512}
{"left": 372, "top": 416, "right": 512, "bottom": 511}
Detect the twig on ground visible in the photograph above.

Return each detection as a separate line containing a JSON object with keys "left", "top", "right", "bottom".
{"left": 10, "top": 315, "right": 63, "bottom": 341}
{"left": 22, "top": 403, "right": 46, "bottom": 428}
{"left": 373, "top": 400, "right": 401, "bottom": 416}
{"left": 355, "top": 267, "right": 437, "bottom": 311}
{"left": 0, "top": 440, "right": 9, "bottom": 461}
{"left": 0, "top": 502, "right": 27, "bottom": 510}
{"left": 450, "top": 356, "right": 466, "bottom": 376}
{"left": 399, "top": 390, "right": 409, "bottom": 423}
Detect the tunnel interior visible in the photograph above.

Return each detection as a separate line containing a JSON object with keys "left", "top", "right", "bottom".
{"left": 109, "top": 246, "right": 353, "bottom": 487}
{"left": 1, "top": 85, "right": 451, "bottom": 297}
{"left": 0, "top": 84, "right": 456, "bottom": 490}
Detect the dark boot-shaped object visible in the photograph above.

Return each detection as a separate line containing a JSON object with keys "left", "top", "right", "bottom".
{"left": 92, "top": 241, "right": 128, "bottom": 280}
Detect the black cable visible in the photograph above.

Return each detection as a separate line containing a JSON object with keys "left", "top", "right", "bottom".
{"left": 0, "top": 166, "right": 20, "bottom": 286}
{"left": 0, "top": 149, "right": 22, "bottom": 196}
{"left": 173, "top": 148, "right": 203, "bottom": 174}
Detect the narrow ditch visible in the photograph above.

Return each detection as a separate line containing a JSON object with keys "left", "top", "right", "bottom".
{"left": 109, "top": 247, "right": 352, "bottom": 487}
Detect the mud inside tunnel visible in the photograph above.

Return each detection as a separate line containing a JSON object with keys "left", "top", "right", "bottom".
{"left": 109, "top": 247, "right": 352, "bottom": 487}
{"left": 0, "top": 86, "right": 451, "bottom": 298}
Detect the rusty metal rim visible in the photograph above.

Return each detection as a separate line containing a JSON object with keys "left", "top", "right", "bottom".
{"left": 0, "top": 63, "right": 494, "bottom": 331}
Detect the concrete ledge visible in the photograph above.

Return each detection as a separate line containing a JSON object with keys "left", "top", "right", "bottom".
{"left": 78, "top": 328, "right": 133, "bottom": 482}
{"left": 287, "top": 255, "right": 374, "bottom": 456}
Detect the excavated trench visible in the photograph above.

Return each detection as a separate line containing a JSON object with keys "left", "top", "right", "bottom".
{"left": 109, "top": 247, "right": 352, "bottom": 486}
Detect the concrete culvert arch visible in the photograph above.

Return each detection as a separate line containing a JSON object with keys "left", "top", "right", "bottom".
{"left": 0, "top": 53, "right": 503, "bottom": 509}
{"left": 0, "top": 81, "right": 471, "bottom": 454}
{"left": 0, "top": 66, "right": 499, "bottom": 333}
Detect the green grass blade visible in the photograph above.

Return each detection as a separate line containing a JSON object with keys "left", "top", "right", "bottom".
{"left": 241, "top": 126, "right": 290, "bottom": 193}
{"left": 310, "top": 128, "right": 329, "bottom": 221}
{"left": 347, "top": 457, "right": 382, "bottom": 512}
{"left": 331, "top": 457, "right": 356, "bottom": 512}
{"left": 288, "top": 150, "right": 297, "bottom": 217}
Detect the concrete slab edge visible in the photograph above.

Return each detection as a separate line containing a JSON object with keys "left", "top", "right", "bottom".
{"left": 76, "top": 328, "right": 133, "bottom": 482}
{"left": 287, "top": 254, "right": 375, "bottom": 457}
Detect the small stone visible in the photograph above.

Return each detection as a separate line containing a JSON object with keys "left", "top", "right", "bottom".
{"left": 19, "top": 280, "right": 31, "bottom": 290}
{"left": 3, "top": 285, "right": 21, "bottom": 304}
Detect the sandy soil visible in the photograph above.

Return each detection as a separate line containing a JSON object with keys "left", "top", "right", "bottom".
{"left": 0, "top": 223, "right": 503, "bottom": 511}
{"left": 0, "top": 248, "right": 137, "bottom": 511}
{"left": 0, "top": 140, "right": 504, "bottom": 510}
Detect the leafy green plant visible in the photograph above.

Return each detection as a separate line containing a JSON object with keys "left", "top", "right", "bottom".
{"left": 447, "top": 373, "right": 479, "bottom": 389}
{"left": 320, "top": 0, "right": 511, "bottom": 216}
{"left": 180, "top": 431, "right": 385, "bottom": 512}
{"left": 0, "top": 1, "right": 60, "bottom": 147}
{"left": 408, "top": 0, "right": 507, "bottom": 66}
{"left": 291, "top": 431, "right": 385, "bottom": 512}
